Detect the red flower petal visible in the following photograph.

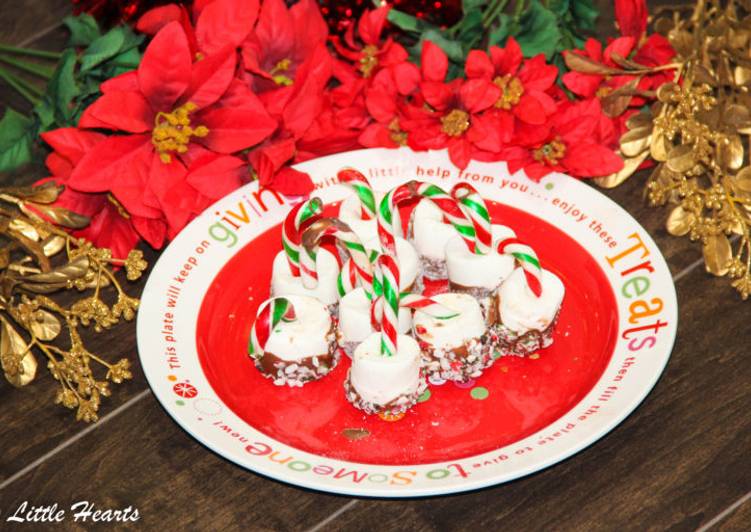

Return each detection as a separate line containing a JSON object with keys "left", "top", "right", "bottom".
{"left": 447, "top": 137, "right": 472, "bottom": 170}
{"left": 358, "top": 6, "right": 389, "bottom": 45}
{"left": 465, "top": 50, "right": 494, "bottom": 79}
{"left": 358, "top": 123, "right": 399, "bottom": 148}
{"left": 460, "top": 78, "right": 500, "bottom": 113}
{"left": 490, "top": 37, "right": 522, "bottom": 76}
{"left": 148, "top": 154, "right": 196, "bottom": 237}
{"left": 68, "top": 135, "right": 152, "bottom": 193}
{"left": 199, "top": 106, "right": 277, "bottom": 153}
{"left": 79, "top": 91, "right": 154, "bottom": 133}
{"left": 266, "top": 166, "right": 314, "bottom": 196}
{"left": 615, "top": 0, "right": 648, "bottom": 40}
{"left": 281, "top": 44, "right": 332, "bottom": 138}
{"left": 181, "top": 47, "right": 236, "bottom": 109}
{"left": 41, "top": 128, "right": 106, "bottom": 165}
{"left": 195, "top": 0, "right": 258, "bottom": 54}
{"left": 254, "top": 0, "right": 294, "bottom": 58}
{"left": 513, "top": 93, "right": 550, "bottom": 125}
{"left": 421, "top": 81, "right": 454, "bottom": 110}
{"left": 100, "top": 71, "right": 139, "bottom": 94}
{"left": 186, "top": 154, "right": 246, "bottom": 199}
{"left": 132, "top": 216, "right": 167, "bottom": 249}
{"left": 291, "top": 0, "right": 329, "bottom": 53}
{"left": 136, "top": 4, "right": 183, "bottom": 35}
{"left": 77, "top": 206, "right": 141, "bottom": 260}
{"left": 563, "top": 142, "right": 624, "bottom": 177}
{"left": 603, "top": 36, "right": 636, "bottom": 66}
{"left": 421, "top": 41, "right": 448, "bottom": 83}
{"left": 517, "top": 55, "right": 558, "bottom": 92}
{"left": 391, "top": 62, "right": 420, "bottom": 95}
{"left": 249, "top": 137, "right": 296, "bottom": 184}
{"left": 138, "top": 21, "right": 192, "bottom": 112}
{"left": 467, "top": 112, "right": 504, "bottom": 152}
{"left": 561, "top": 70, "right": 603, "bottom": 99}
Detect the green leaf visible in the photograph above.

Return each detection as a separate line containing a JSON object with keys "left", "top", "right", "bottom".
{"left": 80, "top": 27, "right": 126, "bottom": 72}
{"left": 546, "top": 0, "right": 570, "bottom": 17}
{"left": 462, "top": 0, "right": 488, "bottom": 9}
{"left": 420, "top": 29, "right": 465, "bottom": 64}
{"left": 118, "top": 27, "right": 145, "bottom": 53}
{"left": 387, "top": 9, "right": 432, "bottom": 34}
{"left": 0, "top": 108, "right": 34, "bottom": 172}
{"left": 487, "top": 14, "right": 512, "bottom": 46}
{"left": 34, "top": 48, "right": 80, "bottom": 131}
{"left": 456, "top": 9, "right": 484, "bottom": 49}
{"left": 63, "top": 14, "right": 101, "bottom": 47}
{"left": 514, "top": 0, "right": 562, "bottom": 58}
{"left": 571, "top": 0, "right": 599, "bottom": 30}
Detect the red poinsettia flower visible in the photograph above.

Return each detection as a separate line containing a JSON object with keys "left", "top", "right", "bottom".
{"left": 615, "top": 0, "right": 648, "bottom": 40}
{"left": 241, "top": 0, "right": 328, "bottom": 94}
{"left": 501, "top": 99, "right": 624, "bottom": 181}
{"left": 137, "top": 0, "right": 259, "bottom": 56}
{"left": 465, "top": 37, "right": 558, "bottom": 143}
{"left": 358, "top": 61, "right": 421, "bottom": 149}
{"left": 331, "top": 6, "right": 408, "bottom": 81}
{"left": 37, "top": 128, "right": 144, "bottom": 258}
{"left": 67, "top": 21, "right": 276, "bottom": 240}
{"left": 402, "top": 41, "right": 501, "bottom": 169}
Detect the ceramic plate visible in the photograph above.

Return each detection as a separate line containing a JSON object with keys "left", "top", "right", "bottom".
{"left": 137, "top": 148, "right": 677, "bottom": 497}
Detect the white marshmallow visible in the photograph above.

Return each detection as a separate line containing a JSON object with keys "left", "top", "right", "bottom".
{"left": 350, "top": 332, "right": 422, "bottom": 405}
{"left": 413, "top": 292, "right": 487, "bottom": 350}
{"left": 446, "top": 225, "right": 517, "bottom": 290}
{"left": 338, "top": 287, "right": 412, "bottom": 345}
{"left": 264, "top": 295, "right": 332, "bottom": 361}
{"left": 411, "top": 199, "right": 457, "bottom": 261}
{"left": 271, "top": 249, "right": 339, "bottom": 305}
{"left": 498, "top": 267, "right": 565, "bottom": 333}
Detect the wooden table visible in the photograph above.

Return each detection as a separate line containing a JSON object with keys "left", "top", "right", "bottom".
{"left": 1, "top": 1, "right": 749, "bottom": 530}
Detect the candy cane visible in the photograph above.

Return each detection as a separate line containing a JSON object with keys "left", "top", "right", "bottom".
{"left": 301, "top": 218, "right": 374, "bottom": 299}
{"left": 377, "top": 180, "right": 476, "bottom": 256}
{"left": 248, "top": 297, "right": 296, "bottom": 359}
{"left": 497, "top": 237, "right": 543, "bottom": 297}
{"left": 337, "top": 249, "right": 381, "bottom": 298}
{"left": 282, "top": 198, "right": 323, "bottom": 277}
{"left": 451, "top": 183, "right": 493, "bottom": 255}
{"left": 377, "top": 254, "right": 400, "bottom": 357}
{"left": 338, "top": 168, "right": 376, "bottom": 220}
{"left": 370, "top": 293, "right": 459, "bottom": 331}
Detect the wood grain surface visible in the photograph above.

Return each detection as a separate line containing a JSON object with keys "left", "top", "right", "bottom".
{"left": 0, "top": 1, "right": 749, "bottom": 530}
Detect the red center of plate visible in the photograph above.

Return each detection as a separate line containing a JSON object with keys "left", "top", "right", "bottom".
{"left": 196, "top": 201, "right": 618, "bottom": 465}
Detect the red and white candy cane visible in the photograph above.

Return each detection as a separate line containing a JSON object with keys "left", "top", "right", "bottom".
{"left": 301, "top": 218, "right": 374, "bottom": 299}
{"left": 337, "top": 249, "right": 380, "bottom": 298}
{"left": 377, "top": 180, "right": 476, "bottom": 256}
{"left": 497, "top": 237, "right": 543, "bottom": 297}
{"left": 338, "top": 168, "right": 377, "bottom": 220}
{"left": 451, "top": 183, "right": 493, "bottom": 255}
{"left": 370, "top": 293, "right": 460, "bottom": 330}
{"left": 282, "top": 198, "right": 323, "bottom": 277}
{"left": 248, "top": 297, "right": 296, "bottom": 359}
{"left": 377, "top": 254, "right": 400, "bottom": 357}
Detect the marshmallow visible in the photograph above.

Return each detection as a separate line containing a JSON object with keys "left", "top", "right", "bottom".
{"left": 338, "top": 287, "right": 412, "bottom": 346}
{"left": 446, "top": 225, "right": 517, "bottom": 290}
{"left": 349, "top": 332, "right": 422, "bottom": 406}
{"left": 413, "top": 293, "right": 486, "bottom": 350}
{"left": 498, "top": 267, "right": 565, "bottom": 334}
{"left": 264, "top": 295, "right": 333, "bottom": 361}
{"left": 271, "top": 249, "right": 339, "bottom": 305}
{"left": 411, "top": 199, "right": 458, "bottom": 262}
{"left": 363, "top": 236, "right": 420, "bottom": 291}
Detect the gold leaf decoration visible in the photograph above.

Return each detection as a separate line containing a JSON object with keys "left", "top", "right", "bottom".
{"left": 703, "top": 234, "right": 733, "bottom": 276}
{"left": 0, "top": 317, "right": 37, "bottom": 387}
{"left": 594, "top": 151, "right": 650, "bottom": 188}
{"left": 666, "top": 144, "right": 696, "bottom": 173}
{"left": 0, "top": 181, "right": 146, "bottom": 420}
{"left": 666, "top": 206, "right": 695, "bottom": 236}
{"left": 620, "top": 126, "right": 652, "bottom": 157}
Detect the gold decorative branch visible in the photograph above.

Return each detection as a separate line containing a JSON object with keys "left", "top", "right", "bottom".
{"left": 0, "top": 181, "right": 146, "bottom": 421}
{"left": 593, "top": 0, "right": 751, "bottom": 299}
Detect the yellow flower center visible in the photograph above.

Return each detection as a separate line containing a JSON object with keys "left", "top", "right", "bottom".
{"left": 388, "top": 117, "right": 407, "bottom": 146}
{"left": 596, "top": 86, "right": 613, "bottom": 99}
{"left": 493, "top": 75, "right": 524, "bottom": 110}
{"left": 152, "top": 102, "right": 209, "bottom": 164}
{"left": 359, "top": 44, "right": 379, "bottom": 78}
{"left": 533, "top": 137, "right": 567, "bottom": 166}
{"left": 107, "top": 194, "right": 130, "bottom": 219}
{"left": 441, "top": 109, "right": 470, "bottom": 137}
{"left": 269, "top": 58, "right": 293, "bottom": 86}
